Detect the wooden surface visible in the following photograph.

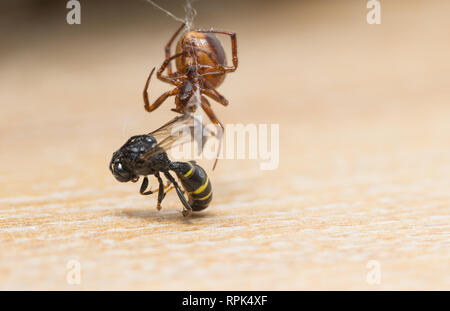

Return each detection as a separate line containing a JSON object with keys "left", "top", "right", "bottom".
{"left": 1, "top": 0, "right": 449, "bottom": 290}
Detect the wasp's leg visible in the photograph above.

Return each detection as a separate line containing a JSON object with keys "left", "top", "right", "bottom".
{"left": 155, "top": 173, "right": 167, "bottom": 211}
{"left": 140, "top": 177, "right": 155, "bottom": 195}
{"left": 140, "top": 176, "right": 169, "bottom": 211}
{"left": 165, "top": 179, "right": 172, "bottom": 188}
{"left": 164, "top": 172, "right": 192, "bottom": 217}
{"left": 200, "top": 96, "right": 224, "bottom": 170}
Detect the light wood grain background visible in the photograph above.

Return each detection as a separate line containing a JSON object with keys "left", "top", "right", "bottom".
{"left": 0, "top": 0, "right": 449, "bottom": 290}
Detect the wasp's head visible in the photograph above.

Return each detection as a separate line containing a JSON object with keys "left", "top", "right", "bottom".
{"left": 109, "top": 135, "right": 170, "bottom": 183}
{"left": 109, "top": 150, "right": 138, "bottom": 183}
{"left": 109, "top": 135, "right": 156, "bottom": 182}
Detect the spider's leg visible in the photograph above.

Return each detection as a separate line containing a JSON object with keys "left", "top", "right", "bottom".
{"left": 193, "top": 29, "right": 238, "bottom": 72}
{"left": 181, "top": 44, "right": 219, "bottom": 65}
{"left": 157, "top": 52, "right": 187, "bottom": 86}
{"left": 165, "top": 22, "right": 186, "bottom": 76}
{"left": 143, "top": 68, "right": 175, "bottom": 112}
{"left": 201, "top": 88, "right": 229, "bottom": 106}
{"left": 144, "top": 86, "right": 179, "bottom": 113}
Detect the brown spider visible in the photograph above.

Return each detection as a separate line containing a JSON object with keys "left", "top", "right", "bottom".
{"left": 143, "top": 22, "right": 238, "bottom": 169}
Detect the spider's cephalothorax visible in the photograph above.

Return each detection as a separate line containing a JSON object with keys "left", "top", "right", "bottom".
{"left": 142, "top": 23, "right": 239, "bottom": 169}
{"left": 172, "top": 65, "right": 199, "bottom": 114}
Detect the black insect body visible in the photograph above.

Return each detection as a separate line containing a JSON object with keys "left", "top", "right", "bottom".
{"left": 171, "top": 161, "right": 212, "bottom": 211}
{"left": 110, "top": 135, "right": 171, "bottom": 182}
{"left": 109, "top": 115, "right": 212, "bottom": 216}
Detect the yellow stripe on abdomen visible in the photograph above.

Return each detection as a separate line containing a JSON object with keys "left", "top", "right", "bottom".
{"left": 191, "top": 177, "right": 209, "bottom": 195}
{"left": 183, "top": 166, "right": 193, "bottom": 178}
{"left": 196, "top": 191, "right": 212, "bottom": 201}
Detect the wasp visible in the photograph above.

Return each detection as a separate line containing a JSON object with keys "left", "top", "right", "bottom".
{"left": 143, "top": 22, "right": 238, "bottom": 169}
{"left": 109, "top": 115, "right": 212, "bottom": 216}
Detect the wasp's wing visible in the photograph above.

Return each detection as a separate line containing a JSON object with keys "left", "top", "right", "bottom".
{"left": 141, "top": 114, "right": 210, "bottom": 160}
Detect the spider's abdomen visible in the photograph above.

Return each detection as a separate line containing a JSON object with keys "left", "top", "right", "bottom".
{"left": 176, "top": 31, "right": 226, "bottom": 89}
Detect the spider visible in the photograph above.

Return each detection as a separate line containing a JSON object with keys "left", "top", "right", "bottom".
{"left": 143, "top": 22, "right": 238, "bottom": 169}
